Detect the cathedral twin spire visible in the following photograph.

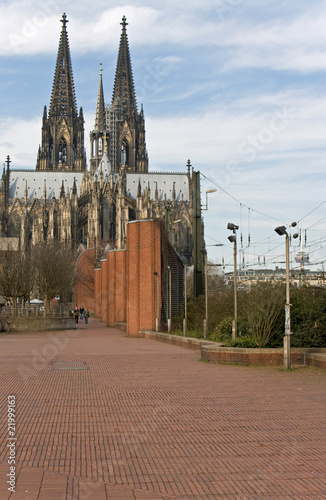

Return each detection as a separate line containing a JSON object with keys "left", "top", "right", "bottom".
{"left": 49, "top": 13, "right": 77, "bottom": 119}
{"left": 91, "top": 14, "right": 148, "bottom": 173}
{"left": 37, "top": 13, "right": 147, "bottom": 174}
{"left": 111, "top": 15, "right": 138, "bottom": 118}
{"left": 37, "top": 13, "right": 86, "bottom": 172}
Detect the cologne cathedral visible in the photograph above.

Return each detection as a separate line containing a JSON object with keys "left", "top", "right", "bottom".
{"left": 0, "top": 14, "right": 200, "bottom": 265}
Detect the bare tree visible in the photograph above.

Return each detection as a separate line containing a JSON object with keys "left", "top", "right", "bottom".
{"left": 0, "top": 250, "right": 34, "bottom": 309}
{"left": 20, "top": 248, "right": 35, "bottom": 305}
{"left": 75, "top": 247, "right": 96, "bottom": 294}
{"left": 0, "top": 251, "right": 22, "bottom": 308}
{"left": 33, "top": 241, "right": 77, "bottom": 312}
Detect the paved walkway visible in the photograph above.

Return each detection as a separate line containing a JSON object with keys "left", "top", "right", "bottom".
{"left": 0, "top": 319, "right": 326, "bottom": 500}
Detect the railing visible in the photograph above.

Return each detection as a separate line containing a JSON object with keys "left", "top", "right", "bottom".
{"left": 0, "top": 305, "right": 74, "bottom": 319}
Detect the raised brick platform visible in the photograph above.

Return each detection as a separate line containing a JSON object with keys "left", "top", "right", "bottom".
{"left": 141, "top": 331, "right": 326, "bottom": 370}
{"left": 0, "top": 319, "right": 326, "bottom": 499}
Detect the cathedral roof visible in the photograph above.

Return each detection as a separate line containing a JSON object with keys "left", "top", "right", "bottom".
{"left": 126, "top": 173, "right": 189, "bottom": 202}
{"left": 6, "top": 170, "right": 189, "bottom": 202}
{"left": 8, "top": 171, "right": 84, "bottom": 200}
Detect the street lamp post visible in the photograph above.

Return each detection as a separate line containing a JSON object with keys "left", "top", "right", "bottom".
{"left": 275, "top": 224, "right": 296, "bottom": 370}
{"left": 202, "top": 189, "right": 217, "bottom": 211}
{"left": 227, "top": 223, "right": 239, "bottom": 339}
{"left": 201, "top": 189, "right": 217, "bottom": 338}
{"left": 167, "top": 266, "right": 172, "bottom": 333}
{"left": 203, "top": 249, "right": 208, "bottom": 338}
{"left": 154, "top": 272, "right": 160, "bottom": 332}
{"left": 183, "top": 264, "right": 187, "bottom": 337}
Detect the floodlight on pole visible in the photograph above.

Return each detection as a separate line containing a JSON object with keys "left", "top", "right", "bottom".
{"left": 275, "top": 225, "right": 287, "bottom": 236}
{"left": 167, "top": 266, "right": 172, "bottom": 333}
{"left": 274, "top": 223, "right": 296, "bottom": 370}
{"left": 153, "top": 272, "right": 160, "bottom": 332}
{"left": 227, "top": 223, "right": 239, "bottom": 232}
{"left": 227, "top": 222, "right": 239, "bottom": 339}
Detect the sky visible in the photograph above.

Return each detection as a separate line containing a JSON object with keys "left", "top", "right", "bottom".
{"left": 0, "top": 0, "right": 326, "bottom": 273}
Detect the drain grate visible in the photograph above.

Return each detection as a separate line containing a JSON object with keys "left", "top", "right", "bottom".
{"left": 51, "top": 361, "right": 89, "bottom": 371}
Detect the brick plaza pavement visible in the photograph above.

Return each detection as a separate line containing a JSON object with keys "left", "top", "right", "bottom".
{"left": 0, "top": 319, "right": 326, "bottom": 500}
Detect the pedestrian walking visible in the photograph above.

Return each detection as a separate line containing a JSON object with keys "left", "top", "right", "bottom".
{"left": 74, "top": 307, "right": 79, "bottom": 324}
{"left": 80, "top": 305, "right": 84, "bottom": 321}
{"left": 84, "top": 309, "right": 89, "bottom": 324}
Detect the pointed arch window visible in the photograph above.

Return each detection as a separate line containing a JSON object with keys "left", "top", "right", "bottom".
{"left": 98, "top": 137, "right": 103, "bottom": 155}
{"left": 8, "top": 213, "right": 21, "bottom": 238}
{"left": 121, "top": 139, "right": 129, "bottom": 166}
{"left": 58, "top": 137, "right": 67, "bottom": 163}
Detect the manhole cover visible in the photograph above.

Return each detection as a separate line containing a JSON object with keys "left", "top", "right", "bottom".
{"left": 51, "top": 361, "right": 89, "bottom": 371}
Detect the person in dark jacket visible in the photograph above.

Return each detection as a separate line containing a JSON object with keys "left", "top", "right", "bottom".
{"left": 74, "top": 307, "right": 79, "bottom": 324}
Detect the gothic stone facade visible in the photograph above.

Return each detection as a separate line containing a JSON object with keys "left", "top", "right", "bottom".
{"left": 0, "top": 14, "right": 198, "bottom": 264}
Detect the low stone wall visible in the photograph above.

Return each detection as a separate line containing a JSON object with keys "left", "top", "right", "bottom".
{"left": 2, "top": 317, "right": 76, "bottom": 333}
{"left": 306, "top": 353, "right": 326, "bottom": 370}
{"left": 201, "top": 345, "right": 326, "bottom": 368}
{"left": 139, "top": 331, "right": 326, "bottom": 370}
{"left": 139, "top": 331, "right": 224, "bottom": 350}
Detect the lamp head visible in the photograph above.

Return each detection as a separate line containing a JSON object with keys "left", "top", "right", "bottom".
{"left": 227, "top": 223, "right": 239, "bottom": 231}
{"left": 274, "top": 225, "right": 287, "bottom": 236}
{"left": 228, "top": 235, "right": 236, "bottom": 243}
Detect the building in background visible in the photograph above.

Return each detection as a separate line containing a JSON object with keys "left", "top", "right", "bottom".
{"left": 0, "top": 14, "right": 204, "bottom": 278}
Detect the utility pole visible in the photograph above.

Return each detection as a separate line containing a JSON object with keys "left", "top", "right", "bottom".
{"left": 227, "top": 223, "right": 239, "bottom": 339}
{"left": 183, "top": 264, "right": 187, "bottom": 336}
{"left": 192, "top": 170, "right": 204, "bottom": 297}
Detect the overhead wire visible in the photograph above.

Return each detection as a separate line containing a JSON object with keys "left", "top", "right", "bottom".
{"left": 200, "top": 173, "right": 326, "bottom": 271}
{"left": 200, "top": 171, "right": 287, "bottom": 224}
{"left": 298, "top": 200, "right": 326, "bottom": 225}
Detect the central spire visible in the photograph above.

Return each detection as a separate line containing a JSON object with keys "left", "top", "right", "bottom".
{"left": 94, "top": 63, "right": 106, "bottom": 131}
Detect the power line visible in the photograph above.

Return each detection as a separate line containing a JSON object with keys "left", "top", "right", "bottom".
{"left": 200, "top": 172, "right": 287, "bottom": 224}
{"left": 298, "top": 200, "right": 326, "bottom": 225}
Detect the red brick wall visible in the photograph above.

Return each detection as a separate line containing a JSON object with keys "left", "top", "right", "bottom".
{"left": 105, "top": 250, "right": 127, "bottom": 327}
{"left": 74, "top": 249, "right": 95, "bottom": 313}
{"left": 92, "top": 220, "right": 180, "bottom": 335}
{"left": 115, "top": 251, "right": 127, "bottom": 324}
{"left": 201, "top": 348, "right": 307, "bottom": 366}
{"left": 100, "top": 258, "right": 108, "bottom": 324}
{"left": 126, "top": 221, "right": 162, "bottom": 336}
{"left": 94, "top": 268, "right": 101, "bottom": 318}
{"left": 307, "top": 355, "right": 326, "bottom": 369}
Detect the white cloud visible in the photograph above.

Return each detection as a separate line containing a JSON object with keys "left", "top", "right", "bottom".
{"left": 0, "top": 116, "right": 41, "bottom": 169}
{"left": 1, "top": 0, "right": 326, "bottom": 270}
{"left": 1, "top": 1, "right": 325, "bottom": 76}
{"left": 218, "top": 7, "right": 326, "bottom": 72}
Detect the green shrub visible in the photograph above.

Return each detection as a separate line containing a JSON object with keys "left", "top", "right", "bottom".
{"left": 290, "top": 286, "right": 326, "bottom": 347}
{"left": 208, "top": 331, "right": 225, "bottom": 342}
{"left": 173, "top": 283, "right": 326, "bottom": 349}
{"left": 226, "top": 336, "right": 258, "bottom": 348}
{"left": 291, "top": 326, "right": 326, "bottom": 348}
{"left": 173, "top": 328, "right": 203, "bottom": 339}
{"left": 217, "top": 317, "right": 233, "bottom": 339}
